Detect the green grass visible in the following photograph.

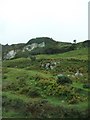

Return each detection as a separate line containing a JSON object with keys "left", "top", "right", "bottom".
{"left": 3, "top": 91, "right": 42, "bottom": 103}
{"left": 2, "top": 47, "right": 89, "bottom": 118}
{"left": 2, "top": 67, "right": 54, "bottom": 83}
{"left": 3, "top": 109, "right": 26, "bottom": 118}
{"left": 46, "top": 96, "right": 88, "bottom": 111}
{"left": 72, "top": 82, "right": 90, "bottom": 92}
{"left": 37, "top": 48, "right": 88, "bottom": 60}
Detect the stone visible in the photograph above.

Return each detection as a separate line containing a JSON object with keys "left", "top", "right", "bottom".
{"left": 4, "top": 50, "right": 16, "bottom": 59}
{"left": 75, "top": 70, "right": 83, "bottom": 77}
{"left": 23, "top": 42, "right": 45, "bottom": 52}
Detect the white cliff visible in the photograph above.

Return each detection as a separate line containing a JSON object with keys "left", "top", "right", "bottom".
{"left": 23, "top": 42, "right": 45, "bottom": 52}
{"left": 4, "top": 50, "right": 16, "bottom": 59}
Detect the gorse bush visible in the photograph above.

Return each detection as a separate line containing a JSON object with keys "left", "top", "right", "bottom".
{"left": 17, "top": 77, "right": 27, "bottom": 87}
{"left": 57, "top": 74, "right": 72, "bottom": 85}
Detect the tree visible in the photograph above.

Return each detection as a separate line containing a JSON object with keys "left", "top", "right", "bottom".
{"left": 73, "top": 40, "right": 76, "bottom": 44}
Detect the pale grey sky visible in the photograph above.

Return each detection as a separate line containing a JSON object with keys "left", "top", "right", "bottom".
{"left": 0, "top": 0, "right": 89, "bottom": 45}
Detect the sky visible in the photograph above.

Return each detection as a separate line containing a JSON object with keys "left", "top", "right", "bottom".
{"left": 0, "top": 0, "right": 89, "bottom": 45}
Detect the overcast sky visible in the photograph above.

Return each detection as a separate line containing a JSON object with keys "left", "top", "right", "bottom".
{"left": 0, "top": 0, "right": 89, "bottom": 45}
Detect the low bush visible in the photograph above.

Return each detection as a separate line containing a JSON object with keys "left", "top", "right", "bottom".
{"left": 37, "top": 79, "right": 51, "bottom": 88}
{"left": 30, "top": 55, "right": 36, "bottom": 61}
{"left": 17, "top": 77, "right": 27, "bottom": 87}
{"left": 19, "top": 86, "right": 30, "bottom": 94}
{"left": 57, "top": 74, "right": 72, "bottom": 85}
{"left": 83, "top": 83, "right": 90, "bottom": 89}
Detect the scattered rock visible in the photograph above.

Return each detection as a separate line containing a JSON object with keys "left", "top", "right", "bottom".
{"left": 23, "top": 42, "right": 45, "bottom": 52}
{"left": 75, "top": 70, "right": 83, "bottom": 77}
{"left": 41, "top": 61, "right": 57, "bottom": 70}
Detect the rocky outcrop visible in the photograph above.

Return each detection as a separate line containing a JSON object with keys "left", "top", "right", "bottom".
{"left": 23, "top": 42, "right": 45, "bottom": 52}
{"left": 4, "top": 50, "right": 16, "bottom": 60}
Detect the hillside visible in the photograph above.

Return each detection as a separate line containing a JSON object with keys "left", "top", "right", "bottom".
{"left": 26, "top": 37, "right": 57, "bottom": 45}
{"left": 2, "top": 37, "right": 89, "bottom": 60}
{"left": 76, "top": 40, "right": 90, "bottom": 48}
{"left": 37, "top": 47, "right": 88, "bottom": 60}
{"left": 2, "top": 37, "right": 73, "bottom": 59}
{"left": 2, "top": 46, "right": 89, "bottom": 118}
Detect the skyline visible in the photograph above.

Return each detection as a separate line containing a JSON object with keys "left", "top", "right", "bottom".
{"left": 0, "top": 0, "right": 89, "bottom": 45}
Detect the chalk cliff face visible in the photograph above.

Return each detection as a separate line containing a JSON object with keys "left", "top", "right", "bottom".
{"left": 4, "top": 50, "right": 16, "bottom": 59}
{"left": 2, "top": 37, "right": 60, "bottom": 60}
{"left": 3, "top": 42, "right": 45, "bottom": 59}
{"left": 23, "top": 42, "right": 45, "bottom": 52}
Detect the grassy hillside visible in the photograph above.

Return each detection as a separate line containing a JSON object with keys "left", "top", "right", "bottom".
{"left": 2, "top": 37, "right": 78, "bottom": 59}
{"left": 37, "top": 47, "right": 88, "bottom": 60}
{"left": 2, "top": 38, "right": 89, "bottom": 60}
{"left": 2, "top": 47, "right": 89, "bottom": 118}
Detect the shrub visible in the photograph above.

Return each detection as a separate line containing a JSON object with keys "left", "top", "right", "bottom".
{"left": 37, "top": 79, "right": 50, "bottom": 88}
{"left": 56, "top": 74, "right": 72, "bottom": 85}
{"left": 3, "top": 82, "right": 19, "bottom": 91}
{"left": 17, "top": 77, "right": 27, "bottom": 87}
{"left": 30, "top": 55, "right": 36, "bottom": 61}
{"left": 19, "top": 86, "right": 30, "bottom": 94}
{"left": 2, "top": 75, "right": 7, "bottom": 79}
{"left": 68, "top": 97, "right": 78, "bottom": 104}
{"left": 83, "top": 84, "right": 90, "bottom": 89}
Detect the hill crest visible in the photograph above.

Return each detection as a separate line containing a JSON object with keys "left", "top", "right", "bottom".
{"left": 2, "top": 37, "right": 89, "bottom": 60}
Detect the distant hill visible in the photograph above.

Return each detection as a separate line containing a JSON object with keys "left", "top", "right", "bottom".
{"left": 27, "top": 37, "right": 57, "bottom": 45}
{"left": 76, "top": 40, "right": 90, "bottom": 48}
{"left": 2, "top": 37, "right": 89, "bottom": 60}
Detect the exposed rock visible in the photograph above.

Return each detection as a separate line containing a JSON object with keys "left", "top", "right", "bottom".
{"left": 67, "top": 75, "right": 70, "bottom": 77}
{"left": 23, "top": 42, "right": 45, "bottom": 52}
{"left": 4, "top": 50, "right": 16, "bottom": 59}
{"left": 75, "top": 70, "right": 83, "bottom": 77}
{"left": 71, "top": 75, "right": 75, "bottom": 78}
{"left": 45, "top": 63, "right": 50, "bottom": 70}
{"left": 38, "top": 42, "right": 45, "bottom": 47}
{"left": 41, "top": 61, "right": 57, "bottom": 70}
{"left": 50, "top": 65, "right": 54, "bottom": 70}
{"left": 61, "top": 100, "right": 65, "bottom": 103}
